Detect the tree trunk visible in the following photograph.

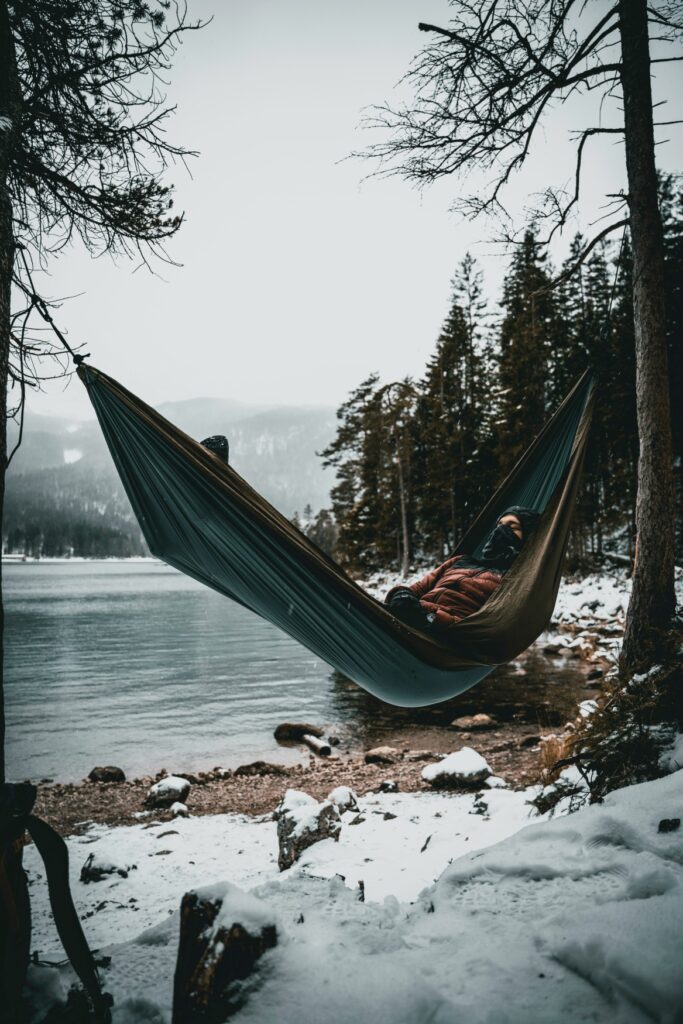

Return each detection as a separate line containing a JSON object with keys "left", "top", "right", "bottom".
{"left": 0, "top": 0, "right": 21, "bottom": 785}
{"left": 396, "top": 447, "right": 410, "bottom": 576}
{"left": 618, "top": 0, "right": 676, "bottom": 669}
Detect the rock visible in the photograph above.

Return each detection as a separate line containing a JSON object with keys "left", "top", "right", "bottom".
{"left": 274, "top": 722, "right": 324, "bottom": 742}
{"left": 658, "top": 818, "right": 681, "bottom": 833}
{"left": 377, "top": 780, "right": 398, "bottom": 793}
{"left": 173, "top": 881, "right": 277, "bottom": 1022}
{"left": 81, "top": 851, "right": 135, "bottom": 883}
{"left": 421, "top": 748, "right": 492, "bottom": 790}
{"left": 364, "top": 746, "right": 399, "bottom": 765}
{"left": 327, "top": 786, "right": 359, "bottom": 813}
{"left": 486, "top": 776, "right": 509, "bottom": 789}
{"left": 349, "top": 814, "right": 366, "bottom": 825}
{"left": 146, "top": 775, "right": 191, "bottom": 808}
{"left": 383, "top": 812, "right": 397, "bottom": 821}
{"left": 449, "top": 714, "right": 496, "bottom": 731}
{"left": 88, "top": 766, "right": 126, "bottom": 784}
{"left": 234, "top": 761, "right": 289, "bottom": 777}
{"left": 171, "top": 802, "right": 189, "bottom": 818}
{"left": 519, "top": 734, "right": 542, "bottom": 749}
{"left": 404, "top": 750, "right": 434, "bottom": 762}
{"left": 276, "top": 789, "right": 341, "bottom": 871}
{"left": 586, "top": 667, "right": 604, "bottom": 680}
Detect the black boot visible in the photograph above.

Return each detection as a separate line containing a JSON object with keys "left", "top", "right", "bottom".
{"left": 200, "top": 435, "right": 229, "bottom": 464}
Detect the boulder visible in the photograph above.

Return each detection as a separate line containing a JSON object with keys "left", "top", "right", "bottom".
{"left": 519, "top": 734, "right": 542, "bottom": 749}
{"left": 421, "top": 748, "right": 492, "bottom": 790}
{"left": 173, "top": 881, "right": 277, "bottom": 1022}
{"left": 449, "top": 713, "right": 496, "bottom": 731}
{"left": 327, "top": 786, "right": 359, "bottom": 813}
{"left": 378, "top": 780, "right": 398, "bottom": 793}
{"left": 88, "top": 766, "right": 126, "bottom": 784}
{"left": 404, "top": 750, "right": 434, "bottom": 762}
{"left": 171, "top": 802, "right": 190, "bottom": 818}
{"left": 276, "top": 789, "right": 341, "bottom": 871}
{"left": 80, "top": 851, "right": 135, "bottom": 883}
{"left": 364, "top": 746, "right": 399, "bottom": 765}
{"left": 234, "top": 761, "right": 289, "bottom": 777}
{"left": 146, "top": 775, "right": 191, "bottom": 808}
{"left": 274, "top": 722, "right": 324, "bottom": 742}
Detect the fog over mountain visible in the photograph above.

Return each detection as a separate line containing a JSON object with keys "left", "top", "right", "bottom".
{"left": 4, "top": 398, "right": 337, "bottom": 556}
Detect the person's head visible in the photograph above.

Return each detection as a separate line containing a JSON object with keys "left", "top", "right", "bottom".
{"left": 479, "top": 505, "right": 541, "bottom": 570}
{"left": 498, "top": 511, "right": 523, "bottom": 541}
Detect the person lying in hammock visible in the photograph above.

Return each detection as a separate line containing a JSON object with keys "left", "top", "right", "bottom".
{"left": 385, "top": 505, "right": 540, "bottom": 635}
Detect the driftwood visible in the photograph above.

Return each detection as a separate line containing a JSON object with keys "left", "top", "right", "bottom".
{"left": 173, "top": 886, "right": 277, "bottom": 1023}
{"left": 302, "top": 734, "right": 331, "bottom": 757}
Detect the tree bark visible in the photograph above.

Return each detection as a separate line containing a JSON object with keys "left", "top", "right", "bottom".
{"left": 0, "top": 1, "right": 21, "bottom": 785}
{"left": 618, "top": 0, "right": 676, "bottom": 669}
{"left": 396, "top": 447, "right": 410, "bottom": 576}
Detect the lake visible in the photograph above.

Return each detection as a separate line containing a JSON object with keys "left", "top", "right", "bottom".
{"left": 4, "top": 561, "right": 586, "bottom": 783}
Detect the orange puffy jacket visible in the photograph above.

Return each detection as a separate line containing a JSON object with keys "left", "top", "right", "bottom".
{"left": 386, "top": 555, "right": 503, "bottom": 628}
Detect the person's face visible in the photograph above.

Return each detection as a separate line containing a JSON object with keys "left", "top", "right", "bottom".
{"left": 498, "top": 514, "right": 523, "bottom": 541}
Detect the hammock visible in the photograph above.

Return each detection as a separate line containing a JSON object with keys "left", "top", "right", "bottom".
{"left": 79, "top": 364, "right": 595, "bottom": 707}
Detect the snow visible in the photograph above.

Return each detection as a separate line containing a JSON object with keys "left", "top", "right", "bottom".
{"left": 63, "top": 448, "right": 83, "bottom": 464}
{"left": 326, "top": 785, "right": 358, "bottom": 811}
{"left": 26, "top": 769, "right": 683, "bottom": 1023}
{"left": 421, "top": 747, "right": 492, "bottom": 783}
{"left": 660, "top": 732, "right": 683, "bottom": 773}
{"left": 27, "top": 764, "right": 683, "bottom": 1022}
{"left": 195, "top": 881, "right": 278, "bottom": 938}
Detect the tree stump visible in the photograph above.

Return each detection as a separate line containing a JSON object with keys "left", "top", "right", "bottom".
{"left": 172, "top": 883, "right": 277, "bottom": 1023}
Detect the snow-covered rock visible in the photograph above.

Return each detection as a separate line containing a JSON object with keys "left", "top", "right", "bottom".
{"left": 174, "top": 881, "right": 278, "bottom": 1021}
{"left": 327, "top": 786, "right": 359, "bottom": 813}
{"left": 80, "top": 850, "right": 136, "bottom": 884}
{"left": 276, "top": 789, "right": 341, "bottom": 871}
{"left": 146, "top": 775, "right": 190, "bottom": 808}
{"left": 170, "top": 802, "right": 189, "bottom": 818}
{"left": 422, "top": 747, "right": 492, "bottom": 789}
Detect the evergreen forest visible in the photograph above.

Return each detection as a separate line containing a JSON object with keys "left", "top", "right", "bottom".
{"left": 320, "top": 177, "right": 683, "bottom": 577}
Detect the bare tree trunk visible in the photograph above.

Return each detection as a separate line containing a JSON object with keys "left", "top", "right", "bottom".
{"left": 618, "top": 0, "right": 676, "bottom": 669}
{"left": 0, "top": 1, "right": 20, "bottom": 785}
{"left": 396, "top": 448, "right": 410, "bottom": 576}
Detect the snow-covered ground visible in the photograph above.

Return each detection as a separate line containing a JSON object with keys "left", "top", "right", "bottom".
{"left": 26, "top": 767, "right": 683, "bottom": 1023}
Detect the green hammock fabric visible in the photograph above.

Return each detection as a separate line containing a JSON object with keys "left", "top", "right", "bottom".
{"left": 79, "top": 365, "right": 595, "bottom": 707}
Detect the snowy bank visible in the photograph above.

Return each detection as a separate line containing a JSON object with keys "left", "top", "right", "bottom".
{"left": 26, "top": 768, "right": 683, "bottom": 1023}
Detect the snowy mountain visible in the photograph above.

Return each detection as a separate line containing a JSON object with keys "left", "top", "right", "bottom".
{"left": 4, "top": 397, "right": 337, "bottom": 555}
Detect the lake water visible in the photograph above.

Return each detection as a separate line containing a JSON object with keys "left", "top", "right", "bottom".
{"left": 4, "top": 561, "right": 586, "bottom": 783}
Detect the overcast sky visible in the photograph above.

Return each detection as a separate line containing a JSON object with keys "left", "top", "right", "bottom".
{"left": 23, "top": 0, "right": 683, "bottom": 421}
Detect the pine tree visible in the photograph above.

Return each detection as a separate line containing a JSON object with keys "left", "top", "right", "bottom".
{"left": 414, "top": 254, "right": 494, "bottom": 558}
{"left": 497, "top": 229, "right": 556, "bottom": 469}
{"left": 320, "top": 374, "right": 382, "bottom": 572}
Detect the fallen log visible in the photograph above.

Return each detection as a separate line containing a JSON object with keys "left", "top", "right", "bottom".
{"left": 302, "top": 734, "right": 331, "bottom": 756}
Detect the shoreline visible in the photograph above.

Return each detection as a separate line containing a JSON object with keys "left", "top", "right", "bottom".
{"left": 34, "top": 713, "right": 579, "bottom": 837}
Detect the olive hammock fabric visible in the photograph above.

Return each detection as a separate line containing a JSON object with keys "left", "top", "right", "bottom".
{"left": 79, "top": 365, "right": 595, "bottom": 707}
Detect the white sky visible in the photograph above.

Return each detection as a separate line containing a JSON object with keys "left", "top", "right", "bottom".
{"left": 22, "top": 0, "right": 683, "bottom": 421}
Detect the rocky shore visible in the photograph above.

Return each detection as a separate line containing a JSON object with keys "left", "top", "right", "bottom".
{"left": 35, "top": 715, "right": 585, "bottom": 836}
